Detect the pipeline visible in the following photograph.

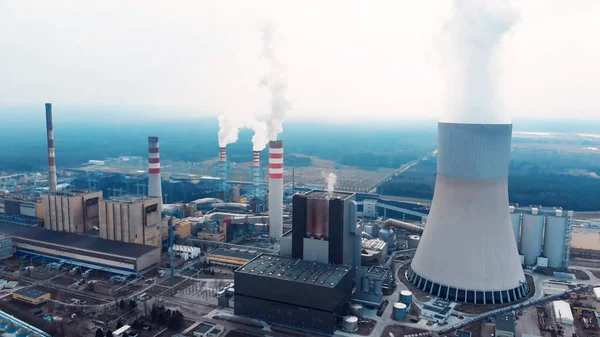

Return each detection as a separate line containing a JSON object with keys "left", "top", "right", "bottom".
{"left": 384, "top": 219, "right": 424, "bottom": 234}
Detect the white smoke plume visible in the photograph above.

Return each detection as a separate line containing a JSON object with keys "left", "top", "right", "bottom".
{"left": 217, "top": 114, "right": 245, "bottom": 148}
{"left": 440, "top": 0, "right": 518, "bottom": 124}
{"left": 251, "top": 21, "right": 290, "bottom": 151}
{"left": 325, "top": 172, "right": 337, "bottom": 198}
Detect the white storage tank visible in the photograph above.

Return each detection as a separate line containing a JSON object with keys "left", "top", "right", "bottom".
{"left": 342, "top": 316, "right": 358, "bottom": 332}
{"left": 408, "top": 235, "right": 420, "bottom": 249}
{"left": 510, "top": 207, "right": 521, "bottom": 248}
{"left": 364, "top": 225, "right": 374, "bottom": 237}
{"left": 536, "top": 256, "right": 548, "bottom": 267}
{"left": 543, "top": 215, "right": 568, "bottom": 268}
{"left": 520, "top": 211, "right": 544, "bottom": 265}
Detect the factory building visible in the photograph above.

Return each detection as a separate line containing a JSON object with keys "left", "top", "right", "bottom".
{"left": 360, "top": 238, "right": 387, "bottom": 266}
{"left": 0, "top": 310, "right": 50, "bottom": 336}
{"left": 510, "top": 205, "right": 573, "bottom": 269}
{"left": 0, "top": 235, "right": 13, "bottom": 260}
{"left": 234, "top": 254, "right": 354, "bottom": 334}
{"left": 12, "top": 288, "right": 51, "bottom": 305}
{"left": 42, "top": 190, "right": 102, "bottom": 233}
{"left": 410, "top": 122, "right": 529, "bottom": 304}
{"left": 280, "top": 190, "right": 360, "bottom": 266}
{"left": 353, "top": 265, "right": 396, "bottom": 307}
{"left": 495, "top": 312, "right": 516, "bottom": 337}
{"left": 99, "top": 196, "right": 162, "bottom": 247}
{"left": 207, "top": 247, "right": 260, "bottom": 268}
{"left": 0, "top": 195, "right": 44, "bottom": 225}
{"left": 0, "top": 221, "right": 160, "bottom": 275}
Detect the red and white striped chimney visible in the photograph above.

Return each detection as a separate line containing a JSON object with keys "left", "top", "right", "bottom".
{"left": 268, "top": 140, "right": 284, "bottom": 239}
{"left": 45, "top": 103, "right": 58, "bottom": 192}
{"left": 148, "top": 137, "right": 163, "bottom": 210}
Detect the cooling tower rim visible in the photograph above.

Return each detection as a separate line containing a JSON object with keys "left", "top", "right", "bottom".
{"left": 438, "top": 120, "right": 512, "bottom": 126}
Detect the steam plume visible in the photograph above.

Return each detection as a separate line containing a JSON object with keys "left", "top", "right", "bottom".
{"left": 217, "top": 114, "right": 245, "bottom": 148}
{"left": 325, "top": 172, "right": 337, "bottom": 198}
{"left": 440, "top": 0, "right": 517, "bottom": 124}
{"left": 252, "top": 21, "right": 290, "bottom": 151}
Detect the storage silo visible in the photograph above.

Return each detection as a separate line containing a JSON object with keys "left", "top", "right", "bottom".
{"left": 520, "top": 210, "right": 544, "bottom": 266}
{"left": 393, "top": 303, "right": 407, "bottom": 321}
{"left": 364, "top": 225, "right": 374, "bottom": 237}
{"left": 399, "top": 290, "right": 413, "bottom": 306}
{"left": 543, "top": 214, "right": 567, "bottom": 268}
{"left": 510, "top": 207, "right": 521, "bottom": 248}
{"left": 361, "top": 277, "right": 370, "bottom": 293}
{"left": 408, "top": 235, "right": 420, "bottom": 249}
{"left": 373, "top": 279, "right": 383, "bottom": 295}
{"left": 342, "top": 316, "right": 359, "bottom": 332}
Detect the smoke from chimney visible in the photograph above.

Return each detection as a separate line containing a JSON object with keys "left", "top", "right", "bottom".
{"left": 324, "top": 172, "right": 337, "bottom": 198}
{"left": 251, "top": 21, "right": 291, "bottom": 152}
{"left": 45, "top": 103, "right": 58, "bottom": 192}
{"left": 440, "top": 0, "right": 517, "bottom": 124}
{"left": 217, "top": 114, "right": 245, "bottom": 148}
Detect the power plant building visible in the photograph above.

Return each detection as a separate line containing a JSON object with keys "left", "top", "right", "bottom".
{"left": 234, "top": 254, "right": 353, "bottom": 334}
{"left": 282, "top": 190, "right": 360, "bottom": 266}
{"left": 99, "top": 196, "right": 162, "bottom": 247}
{"left": 42, "top": 190, "right": 102, "bottom": 233}
{"left": 409, "top": 122, "right": 529, "bottom": 304}
{"left": 0, "top": 195, "right": 44, "bottom": 225}
{"left": 0, "top": 221, "right": 160, "bottom": 275}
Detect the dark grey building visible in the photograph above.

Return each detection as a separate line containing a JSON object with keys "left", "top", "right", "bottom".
{"left": 287, "top": 190, "right": 360, "bottom": 266}
{"left": 234, "top": 254, "right": 354, "bottom": 334}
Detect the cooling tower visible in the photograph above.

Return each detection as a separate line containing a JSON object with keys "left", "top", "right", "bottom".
{"left": 45, "top": 103, "right": 57, "bottom": 192}
{"left": 268, "top": 140, "right": 284, "bottom": 240}
{"left": 409, "top": 122, "right": 529, "bottom": 304}
{"left": 148, "top": 136, "right": 163, "bottom": 211}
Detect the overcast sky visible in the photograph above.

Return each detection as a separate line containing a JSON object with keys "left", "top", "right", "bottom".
{"left": 1, "top": 1, "right": 599, "bottom": 123}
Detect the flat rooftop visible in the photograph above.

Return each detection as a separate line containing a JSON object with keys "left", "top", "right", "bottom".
{"left": 237, "top": 254, "right": 352, "bottom": 288}
{"left": 104, "top": 196, "right": 159, "bottom": 204}
{"left": 305, "top": 189, "right": 354, "bottom": 200}
{"left": 14, "top": 288, "right": 49, "bottom": 298}
{"left": 209, "top": 247, "right": 261, "bottom": 260}
{"left": 44, "top": 189, "right": 95, "bottom": 197}
{"left": 0, "top": 221, "right": 157, "bottom": 258}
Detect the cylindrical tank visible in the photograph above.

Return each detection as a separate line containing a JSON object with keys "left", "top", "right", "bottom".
{"left": 342, "top": 316, "right": 359, "bottom": 332}
{"left": 543, "top": 215, "right": 567, "bottom": 268}
{"left": 393, "top": 302, "right": 407, "bottom": 321}
{"left": 408, "top": 235, "right": 420, "bottom": 249}
{"left": 399, "top": 290, "right": 413, "bottom": 306}
{"left": 361, "top": 277, "right": 370, "bottom": 293}
{"left": 373, "top": 279, "right": 383, "bottom": 295}
{"left": 231, "top": 185, "right": 240, "bottom": 202}
{"left": 349, "top": 303, "right": 364, "bottom": 320}
{"left": 378, "top": 228, "right": 390, "bottom": 242}
{"left": 511, "top": 211, "right": 521, "bottom": 248}
{"left": 364, "top": 225, "right": 374, "bottom": 236}
{"left": 520, "top": 213, "right": 544, "bottom": 265}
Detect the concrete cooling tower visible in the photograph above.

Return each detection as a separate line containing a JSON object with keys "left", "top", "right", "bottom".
{"left": 408, "top": 122, "right": 530, "bottom": 304}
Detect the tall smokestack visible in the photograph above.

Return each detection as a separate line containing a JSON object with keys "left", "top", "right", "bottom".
{"left": 408, "top": 122, "right": 529, "bottom": 304}
{"left": 148, "top": 137, "right": 163, "bottom": 210}
{"left": 268, "top": 140, "right": 283, "bottom": 240}
{"left": 45, "top": 103, "right": 57, "bottom": 192}
{"left": 253, "top": 151, "right": 260, "bottom": 198}
{"left": 219, "top": 147, "right": 227, "bottom": 197}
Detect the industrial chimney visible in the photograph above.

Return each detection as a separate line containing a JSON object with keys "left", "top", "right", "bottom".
{"left": 219, "top": 147, "right": 227, "bottom": 197}
{"left": 45, "top": 103, "right": 58, "bottom": 192}
{"left": 148, "top": 136, "right": 163, "bottom": 210}
{"left": 268, "top": 140, "right": 284, "bottom": 240}
{"left": 253, "top": 150, "right": 260, "bottom": 198}
{"left": 408, "top": 122, "right": 529, "bottom": 304}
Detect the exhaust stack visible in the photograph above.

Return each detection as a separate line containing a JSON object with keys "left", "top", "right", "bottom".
{"left": 148, "top": 136, "right": 163, "bottom": 210}
{"left": 268, "top": 141, "right": 284, "bottom": 240}
{"left": 253, "top": 151, "right": 260, "bottom": 198}
{"left": 45, "top": 103, "right": 58, "bottom": 192}
{"left": 219, "top": 147, "right": 227, "bottom": 197}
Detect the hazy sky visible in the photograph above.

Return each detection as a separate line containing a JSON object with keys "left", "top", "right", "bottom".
{"left": 1, "top": 1, "right": 599, "bottom": 122}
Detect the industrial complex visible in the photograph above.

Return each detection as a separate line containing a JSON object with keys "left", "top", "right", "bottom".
{"left": 0, "top": 103, "right": 596, "bottom": 337}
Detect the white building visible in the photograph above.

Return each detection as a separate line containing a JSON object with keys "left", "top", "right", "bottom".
{"left": 170, "top": 245, "right": 201, "bottom": 260}
{"left": 553, "top": 300, "right": 574, "bottom": 325}
{"left": 593, "top": 287, "right": 600, "bottom": 301}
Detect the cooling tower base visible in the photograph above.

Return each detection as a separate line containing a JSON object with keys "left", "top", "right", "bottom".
{"left": 407, "top": 268, "right": 530, "bottom": 304}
